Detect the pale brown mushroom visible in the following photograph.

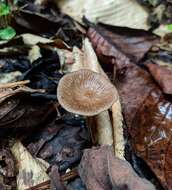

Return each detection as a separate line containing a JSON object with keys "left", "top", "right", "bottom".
{"left": 57, "top": 69, "right": 118, "bottom": 116}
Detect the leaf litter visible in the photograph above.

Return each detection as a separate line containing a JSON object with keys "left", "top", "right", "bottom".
{"left": 0, "top": 0, "right": 172, "bottom": 190}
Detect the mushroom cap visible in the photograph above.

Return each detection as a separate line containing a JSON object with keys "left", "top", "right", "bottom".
{"left": 57, "top": 69, "right": 118, "bottom": 116}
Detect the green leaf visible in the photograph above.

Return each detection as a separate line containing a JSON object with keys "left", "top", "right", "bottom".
{"left": 0, "top": 27, "right": 16, "bottom": 40}
{"left": 0, "top": 3, "right": 10, "bottom": 16}
{"left": 167, "top": 24, "right": 172, "bottom": 30}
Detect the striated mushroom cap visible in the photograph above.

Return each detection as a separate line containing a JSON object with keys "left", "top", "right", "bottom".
{"left": 57, "top": 69, "right": 118, "bottom": 116}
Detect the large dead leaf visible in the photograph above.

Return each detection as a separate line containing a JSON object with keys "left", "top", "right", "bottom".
{"left": 87, "top": 24, "right": 157, "bottom": 67}
{"left": 79, "top": 146, "right": 155, "bottom": 190}
{"left": 88, "top": 23, "right": 172, "bottom": 189}
{"left": 115, "top": 59, "right": 172, "bottom": 189}
{"left": 57, "top": 0, "right": 150, "bottom": 30}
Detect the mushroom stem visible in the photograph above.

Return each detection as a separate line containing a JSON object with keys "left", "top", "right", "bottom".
{"left": 112, "top": 98, "right": 124, "bottom": 159}
{"left": 95, "top": 111, "right": 113, "bottom": 145}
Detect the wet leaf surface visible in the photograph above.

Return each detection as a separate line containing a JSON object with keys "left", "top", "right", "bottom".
{"left": 88, "top": 23, "right": 172, "bottom": 189}
{"left": 115, "top": 61, "right": 172, "bottom": 189}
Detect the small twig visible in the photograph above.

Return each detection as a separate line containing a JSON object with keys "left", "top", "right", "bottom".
{"left": 25, "top": 180, "right": 50, "bottom": 190}
{"left": 0, "top": 80, "right": 30, "bottom": 89}
{"left": 61, "top": 169, "right": 78, "bottom": 181}
{"left": 24, "top": 169, "right": 78, "bottom": 190}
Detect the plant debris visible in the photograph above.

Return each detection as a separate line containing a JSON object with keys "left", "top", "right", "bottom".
{"left": 0, "top": 0, "right": 172, "bottom": 190}
{"left": 79, "top": 146, "right": 155, "bottom": 190}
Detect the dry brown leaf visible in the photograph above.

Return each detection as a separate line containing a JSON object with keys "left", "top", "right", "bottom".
{"left": 87, "top": 22, "right": 172, "bottom": 188}
{"left": 79, "top": 146, "right": 156, "bottom": 190}
{"left": 87, "top": 24, "right": 157, "bottom": 66}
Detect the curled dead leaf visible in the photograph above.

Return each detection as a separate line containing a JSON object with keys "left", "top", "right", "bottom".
{"left": 79, "top": 146, "right": 155, "bottom": 190}
{"left": 87, "top": 23, "right": 157, "bottom": 67}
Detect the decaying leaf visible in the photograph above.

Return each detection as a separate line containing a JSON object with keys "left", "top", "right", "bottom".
{"left": 79, "top": 146, "right": 155, "bottom": 190}
{"left": 11, "top": 141, "right": 50, "bottom": 190}
{"left": 57, "top": 47, "right": 80, "bottom": 73}
{"left": 87, "top": 24, "right": 157, "bottom": 71}
{"left": 88, "top": 23, "right": 172, "bottom": 189}
{"left": 57, "top": 0, "right": 149, "bottom": 30}
{"left": 146, "top": 62, "right": 172, "bottom": 94}
{"left": 49, "top": 165, "right": 66, "bottom": 190}
{"left": 115, "top": 52, "right": 172, "bottom": 190}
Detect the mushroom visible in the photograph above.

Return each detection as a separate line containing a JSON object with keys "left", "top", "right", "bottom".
{"left": 57, "top": 69, "right": 118, "bottom": 116}
{"left": 57, "top": 38, "right": 124, "bottom": 159}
